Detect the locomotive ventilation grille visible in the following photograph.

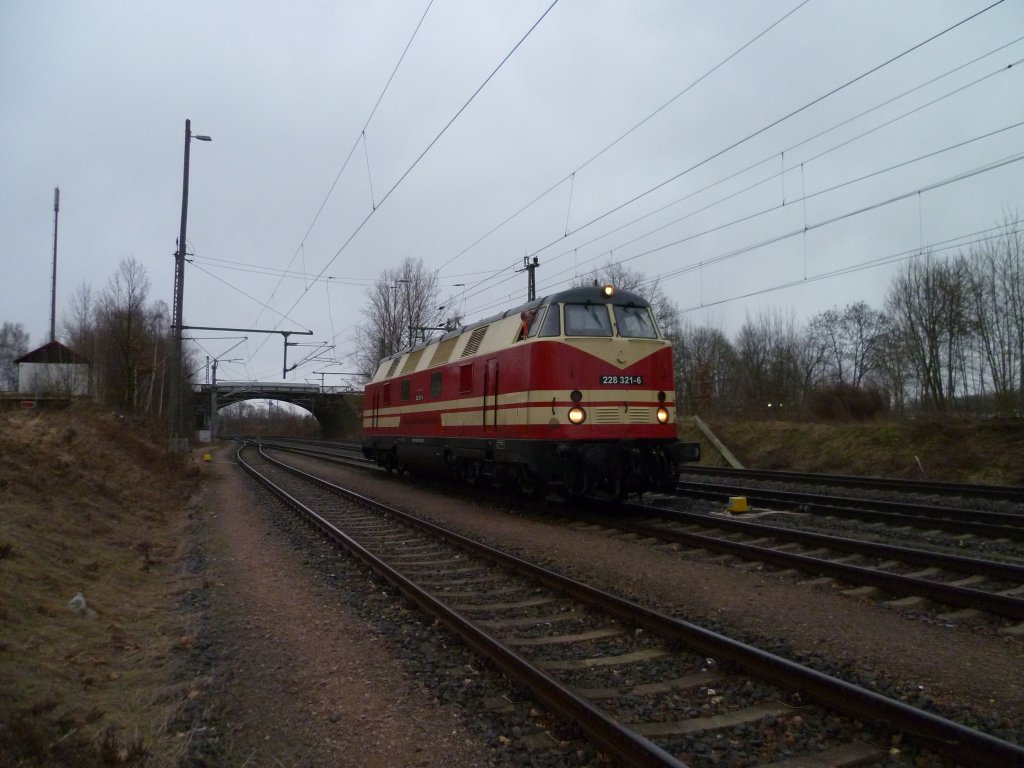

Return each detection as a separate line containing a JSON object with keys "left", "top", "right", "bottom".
{"left": 593, "top": 406, "right": 653, "bottom": 424}
{"left": 460, "top": 326, "right": 488, "bottom": 358}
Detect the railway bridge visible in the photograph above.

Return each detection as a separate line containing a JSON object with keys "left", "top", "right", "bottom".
{"left": 192, "top": 380, "right": 362, "bottom": 439}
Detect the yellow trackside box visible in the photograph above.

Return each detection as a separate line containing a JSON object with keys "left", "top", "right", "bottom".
{"left": 727, "top": 496, "right": 748, "bottom": 513}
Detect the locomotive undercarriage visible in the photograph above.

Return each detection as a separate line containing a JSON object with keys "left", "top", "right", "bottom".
{"left": 363, "top": 436, "right": 698, "bottom": 500}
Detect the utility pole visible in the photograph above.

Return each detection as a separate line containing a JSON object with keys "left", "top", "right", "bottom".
{"left": 50, "top": 187, "right": 60, "bottom": 342}
{"left": 210, "top": 358, "right": 218, "bottom": 441}
{"left": 169, "top": 119, "right": 211, "bottom": 451}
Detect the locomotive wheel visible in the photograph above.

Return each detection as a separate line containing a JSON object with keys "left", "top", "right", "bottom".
{"left": 491, "top": 465, "right": 508, "bottom": 492}
{"left": 515, "top": 466, "right": 547, "bottom": 499}
{"left": 608, "top": 469, "right": 628, "bottom": 502}
{"left": 657, "top": 454, "right": 678, "bottom": 492}
{"left": 562, "top": 463, "right": 591, "bottom": 498}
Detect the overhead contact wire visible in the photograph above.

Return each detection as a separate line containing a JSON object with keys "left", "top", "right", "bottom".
{"left": 522, "top": 0, "right": 1008, "bottom": 263}
{"left": 434, "top": 0, "right": 813, "bottom": 274}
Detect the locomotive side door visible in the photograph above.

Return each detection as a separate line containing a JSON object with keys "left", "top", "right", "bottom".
{"left": 483, "top": 358, "right": 499, "bottom": 431}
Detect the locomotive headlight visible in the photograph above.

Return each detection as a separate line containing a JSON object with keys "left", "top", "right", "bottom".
{"left": 602, "top": 284, "right": 615, "bottom": 297}
{"left": 656, "top": 406, "right": 670, "bottom": 424}
{"left": 568, "top": 406, "right": 587, "bottom": 424}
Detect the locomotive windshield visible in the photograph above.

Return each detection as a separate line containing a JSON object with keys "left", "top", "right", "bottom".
{"left": 564, "top": 304, "right": 612, "bottom": 336}
{"left": 613, "top": 304, "right": 658, "bottom": 338}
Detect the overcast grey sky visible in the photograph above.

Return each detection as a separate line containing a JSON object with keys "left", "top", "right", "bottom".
{"left": 3, "top": 0, "right": 1023, "bottom": 386}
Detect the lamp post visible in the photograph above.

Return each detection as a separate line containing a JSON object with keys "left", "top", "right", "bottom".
{"left": 169, "top": 119, "right": 211, "bottom": 450}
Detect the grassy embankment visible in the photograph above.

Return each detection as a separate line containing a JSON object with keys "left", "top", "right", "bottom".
{"left": 0, "top": 407, "right": 202, "bottom": 767}
{"left": 680, "top": 416, "right": 1024, "bottom": 485}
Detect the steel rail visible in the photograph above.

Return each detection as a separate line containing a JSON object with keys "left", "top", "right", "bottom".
{"left": 675, "top": 480, "right": 1024, "bottom": 540}
{"left": 617, "top": 503, "right": 1024, "bottom": 582}
{"left": 584, "top": 506, "right": 1024, "bottom": 620}
{"left": 252, "top": 440, "right": 1024, "bottom": 614}
{"left": 236, "top": 443, "right": 688, "bottom": 768}
{"left": 680, "top": 465, "right": 1024, "bottom": 504}
{"left": 259, "top": 440, "right": 377, "bottom": 470}
{"left": 242, "top": 442, "right": 1024, "bottom": 768}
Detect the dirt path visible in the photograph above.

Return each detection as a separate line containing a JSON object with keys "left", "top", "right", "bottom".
{"left": 193, "top": 444, "right": 493, "bottom": 766}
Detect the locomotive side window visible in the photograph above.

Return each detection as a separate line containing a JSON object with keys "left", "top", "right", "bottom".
{"left": 459, "top": 363, "right": 473, "bottom": 393}
{"left": 564, "top": 304, "right": 612, "bottom": 337}
{"left": 527, "top": 306, "right": 547, "bottom": 338}
{"left": 538, "top": 304, "right": 561, "bottom": 337}
{"left": 400, "top": 379, "right": 411, "bottom": 401}
{"left": 430, "top": 371, "right": 442, "bottom": 397}
{"left": 613, "top": 305, "right": 659, "bottom": 338}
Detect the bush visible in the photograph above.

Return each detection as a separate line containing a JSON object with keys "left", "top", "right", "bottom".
{"left": 807, "top": 383, "right": 888, "bottom": 421}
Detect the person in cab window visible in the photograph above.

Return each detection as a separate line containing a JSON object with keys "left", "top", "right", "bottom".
{"left": 517, "top": 309, "right": 536, "bottom": 341}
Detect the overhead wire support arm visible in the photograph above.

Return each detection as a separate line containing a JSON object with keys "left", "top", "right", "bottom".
{"left": 284, "top": 340, "right": 333, "bottom": 378}
{"left": 178, "top": 324, "right": 314, "bottom": 380}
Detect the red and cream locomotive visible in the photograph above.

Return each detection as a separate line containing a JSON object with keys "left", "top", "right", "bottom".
{"left": 362, "top": 283, "right": 700, "bottom": 498}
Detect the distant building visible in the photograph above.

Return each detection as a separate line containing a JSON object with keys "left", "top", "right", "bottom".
{"left": 14, "top": 341, "right": 90, "bottom": 397}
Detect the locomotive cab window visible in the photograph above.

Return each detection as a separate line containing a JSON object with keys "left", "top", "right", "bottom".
{"left": 564, "top": 303, "right": 612, "bottom": 337}
{"left": 527, "top": 306, "right": 548, "bottom": 338}
{"left": 613, "top": 304, "right": 659, "bottom": 338}
{"left": 538, "top": 304, "right": 561, "bottom": 337}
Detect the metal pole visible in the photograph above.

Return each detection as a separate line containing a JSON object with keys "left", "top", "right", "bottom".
{"left": 169, "top": 120, "right": 210, "bottom": 450}
{"left": 170, "top": 120, "right": 193, "bottom": 450}
{"left": 210, "top": 358, "right": 218, "bottom": 441}
{"left": 282, "top": 332, "right": 292, "bottom": 378}
{"left": 50, "top": 187, "right": 60, "bottom": 342}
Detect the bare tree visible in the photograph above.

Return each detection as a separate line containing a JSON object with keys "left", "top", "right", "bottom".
{"left": 673, "top": 321, "right": 736, "bottom": 414}
{"left": 97, "top": 257, "right": 153, "bottom": 411}
{"left": 964, "top": 216, "right": 1024, "bottom": 413}
{"left": 885, "top": 253, "right": 972, "bottom": 411}
{"left": 354, "top": 257, "right": 440, "bottom": 376}
{"left": 806, "top": 301, "right": 887, "bottom": 387}
{"left": 734, "top": 309, "right": 807, "bottom": 415}
{"left": 62, "top": 282, "right": 100, "bottom": 396}
{"left": 0, "top": 322, "right": 30, "bottom": 391}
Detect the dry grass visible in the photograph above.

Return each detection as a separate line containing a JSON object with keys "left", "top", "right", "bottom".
{"left": 681, "top": 415, "right": 1024, "bottom": 485}
{"left": 0, "top": 406, "right": 201, "bottom": 767}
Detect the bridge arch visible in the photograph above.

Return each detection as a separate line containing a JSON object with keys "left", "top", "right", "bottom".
{"left": 192, "top": 382, "right": 362, "bottom": 439}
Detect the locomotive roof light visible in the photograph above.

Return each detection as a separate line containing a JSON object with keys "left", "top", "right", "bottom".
{"left": 602, "top": 284, "right": 615, "bottom": 297}
{"left": 568, "top": 406, "right": 587, "bottom": 424}
{"left": 657, "top": 406, "right": 670, "bottom": 424}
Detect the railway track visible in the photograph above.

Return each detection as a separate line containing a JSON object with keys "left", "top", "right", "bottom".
{"left": 679, "top": 466, "right": 1024, "bottom": 504}
{"left": 671, "top": 480, "right": 1024, "bottom": 541}
{"left": 257, "top": 440, "right": 1024, "bottom": 624}
{"left": 576, "top": 502, "right": 1024, "bottom": 625}
{"left": 237, "top": 441, "right": 1024, "bottom": 767}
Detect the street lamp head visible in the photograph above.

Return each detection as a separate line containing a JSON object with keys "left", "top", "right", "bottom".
{"left": 194, "top": 135, "right": 212, "bottom": 142}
